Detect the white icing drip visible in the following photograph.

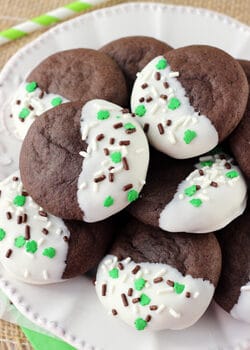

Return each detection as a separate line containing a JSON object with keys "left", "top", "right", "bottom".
{"left": 131, "top": 56, "right": 218, "bottom": 159}
{"left": 159, "top": 154, "right": 247, "bottom": 233}
{"left": 230, "top": 281, "right": 250, "bottom": 324}
{"left": 77, "top": 100, "right": 149, "bottom": 222}
{"left": 96, "top": 255, "right": 215, "bottom": 331}
{"left": 0, "top": 171, "right": 70, "bottom": 285}
{"left": 10, "top": 82, "right": 68, "bottom": 140}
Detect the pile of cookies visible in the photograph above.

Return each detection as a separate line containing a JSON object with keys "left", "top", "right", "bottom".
{"left": 1, "top": 36, "right": 249, "bottom": 332}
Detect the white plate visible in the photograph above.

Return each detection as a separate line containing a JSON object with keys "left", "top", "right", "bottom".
{"left": 0, "top": 2, "right": 250, "bottom": 350}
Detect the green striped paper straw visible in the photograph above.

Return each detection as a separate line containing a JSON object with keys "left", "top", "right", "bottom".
{"left": 0, "top": 0, "right": 100, "bottom": 46}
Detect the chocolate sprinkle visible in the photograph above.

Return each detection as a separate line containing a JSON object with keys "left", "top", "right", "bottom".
{"left": 28, "top": 105, "right": 34, "bottom": 111}
{"left": 131, "top": 265, "right": 141, "bottom": 274}
{"left": 63, "top": 236, "right": 69, "bottom": 242}
{"left": 118, "top": 262, "right": 124, "bottom": 270}
{"left": 109, "top": 173, "right": 114, "bottom": 183}
{"left": 112, "top": 309, "right": 118, "bottom": 316}
{"left": 6, "top": 212, "right": 12, "bottom": 220}
{"left": 102, "top": 284, "right": 107, "bottom": 296}
{"left": 146, "top": 97, "right": 153, "bottom": 103}
{"left": 139, "top": 97, "right": 145, "bottom": 103}
{"left": 160, "top": 94, "right": 168, "bottom": 100}
{"left": 42, "top": 228, "right": 49, "bottom": 235}
{"left": 132, "top": 298, "right": 140, "bottom": 304}
{"left": 25, "top": 225, "right": 30, "bottom": 240}
{"left": 210, "top": 181, "right": 218, "bottom": 187}
{"left": 143, "top": 123, "right": 149, "bottom": 133}
{"left": 167, "top": 280, "right": 174, "bottom": 287}
{"left": 166, "top": 119, "right": 172, "bottom": 126}
{"left": 94, "top": 175, "right": 106, "bottom": 183}
{"left": 17, "top": 215, "right": 22, "bottom": 225}
{"left": 122, "top": 157, "right": 129, "bottom": 170}
{"left": 141, "top": 83, "right": 148, "bottom": 89}
{"left": 39, "top": 91, "right": 44, "bottom": 99}
{"left": 199, "top": 169, "right": 204, "bottom": 176}
{"left": 23, "top": 213, "right": 28, "bottom": 223}
{"left": 126, "top": 129, "right": 136, "bottom": 134}
{"left": 163, "top": 82, "right": 169, "bottom": 89}
{"left": 22, "top": 191, "right": 29, "bottom": 197}
{"left": 153, "top": 277, "right": 163, "bottom": 284}
{"left": 16, "top": 100, "right": 21, "bottom": 105}
{"left": 128, "top": 288, "right": 133, "bottom": 297}
{"left": 145, "top": 315, "right": 152, "bottom": 322}
{"left": 155, "top": 72, "right": 161, "bottom": 81}
{"left": 96, "top": 133, "right": 104, "bottom": 141}
{"left": 225, "top": 162, "right": 231, "bottom": 169}
{"left": 123, "top": 184, "right": 133, "bottom": 192}
{"left": 12, "top": 176, "right": 19, "bottom": 181}
{"left": 121, "top": 293, "right": 129, "bottom": 307}
{"left": 150, "top": 305, "right": 158, "bottom": 311}
{"left": 113, "top": 122, "right": 123, "bottom": 129}
{"left": 109, "top": 137, "right": 115, "bottom": 145}
{"left": 121, "top": 108, "right": 129, "bottom": 114}
{"left": 185, "top": 292, "right": 191, "bottom": 298}
{"left": 196, "top": 185, "right": 201, "bottom": 190}
{"left": 119, "top": 140, "right": 130, "bottom": 146}
{"left": 6, "top": 249, "right": 12, "bottom": 258}
{"left": 103, "top": 148, "right": 110, "bottom": 156}
{"left": 157, "top": 123, "right": 164, "bottom": 135}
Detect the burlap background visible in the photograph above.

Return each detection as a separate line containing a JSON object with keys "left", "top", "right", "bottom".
{"left": 0, "top": 0, "right": 249, "bottom": 348}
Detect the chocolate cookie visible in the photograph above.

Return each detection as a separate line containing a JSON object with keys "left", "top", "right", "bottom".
{"left": 100, "top": 36, "right": 172, "bottom": 93}
{"left": 95, "top": 217, "right": 221, "bottom": 331}
{"left": 229, "top": 60, "right": 250, "bottom": 179}
{"left": 0, "top": 172, "right": 114, "bottom": 284}
{"left": 10, "top": 48, "right": 128, "bottom": 139}
{"left": 215, "top": 204, "right": 250, "bottom": 324}
{"left": 128, "top": 149, "right": 247, "bottom": 233}
{"left": 20, "top": 100, "right": 149, "bottom": 222}
{"left": 131, "top": 45, "right": 249, "bottom": 159}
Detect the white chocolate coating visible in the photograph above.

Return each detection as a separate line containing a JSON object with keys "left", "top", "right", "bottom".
{"left": 77, "top": 100, "right": 149, "bottom": 222}
{"left": 231, "top": 281, "right": 250, "bottom": 324}
{"left": 131, "top": 56, "right": 218, "bottom": 159}
{"left": 96, "top": 255, "right": 215, "bottom": 331}
{"left": 10, "top": 82, "right": 68, "bottom": 140}
{"left": 159, "top": 154, "right": 247, "bottom": 233}
{"left": 0, "top": 171, "right": 70, "bottom": 285}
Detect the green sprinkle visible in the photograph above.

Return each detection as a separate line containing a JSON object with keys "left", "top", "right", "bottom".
{"left": 110, "top": 151, "right": 122, "bottom": 163}
{"left": 168, "top": 97, "right": 181, "bottom": 110}
{"left": 134, "top": 278, "right": 146, "bottom": 291}
{"left": 226, "top": 170, "right": 239, "bottom": 179}
{"left": 26, "top": 81, "right": 37, "bottom": 93}
{"left": 140, "top": 294, "right": 151, "bottom": 306}
{"left": 127, "top": 189, "right": 139, "bottom": 203}
{"left": 109, "top": 268, "right": 119, "bottom": 279}
{"left": 135, "top": 318, "right": 147, "bottom": 331}
{"left": 43, "top": 247, "right": 56, "bottom": 258}
{"left": 135, "top": 105, "right": 146, "bottom": 117}
{"left": 14, "top": 236, "right": 26, "bottom": 248}
{"left": 124, "top": 122, "right": 136, "bottom": 130}
{"left": 200, "top": 160, "right": 214, "bottom": 167}
{"left": 183, "top": 129, "right": 197, "bottom": 144}
{"left": 184, "top": 185, "right": 197, "bottom": 197}
{"left": 0, "top": 228, "right": 6, "bottom": 241}
{"left": 97, "top": 110, "right": 110, "bottom": 120}
{"left": 155, "top": 58, "right": 168, "bottom": 70}
{"left": 189, "top": 198, "right": 202, "bottom": 207}
{"left": 26, "top": 240, "right": 38, "bottom": 254}
{"left": 174, "top": 282, "right": 185, "bottom": 294}
{"left": 51, "top": 97, "right": 63, "bottom": 107}
{"left": 19, "top": 108, "right": 30, "bottom": 119}
{"left": 103, "top": 196, "right": 114, "bottom": 207}
{"left": 13, "top": 195, "right": 26, "bottom": 207}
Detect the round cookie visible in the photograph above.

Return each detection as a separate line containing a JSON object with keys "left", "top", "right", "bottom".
{"left": 128, "top": 149, "right": 247, "bottom": 233}
{"left": 20, "top": 100, "right": 149, "bottom": 222}
{"left": 0, "top": 171, "right": 114, "bottom": 285}
{"left": 131, "top": 45, "right": 249, "bottom": 159}
{"left": 229, "top": 60, "right": 250, "bottom": 179}
{"left": 10, "top": 48, "right": 128, "bottom": 140}
{"left": 100, "top": 36, "right": 172, "bottom": 93}
{"left": 95, "top": 217, "right": 221, "bottom": 331}
{"left": 215, "top": 204, "right": 250, "bottom": 323}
